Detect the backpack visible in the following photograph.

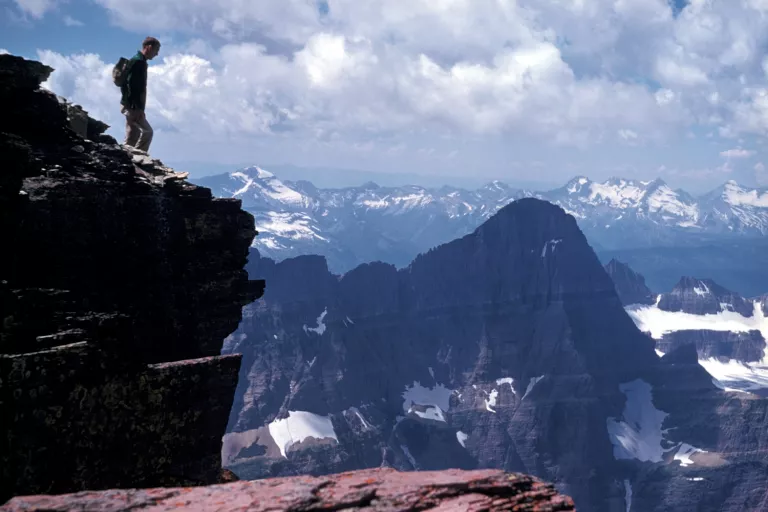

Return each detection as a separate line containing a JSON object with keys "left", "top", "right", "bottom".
{"left": 112, "top": 57, "right": 133, "bottom": 87}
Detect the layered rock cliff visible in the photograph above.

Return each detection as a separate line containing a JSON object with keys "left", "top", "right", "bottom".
{"left": 604, "top": 258, "right": 656, "bottom": 306}
{"left": 0, "top": 54, "right": 264, "bottom": 500}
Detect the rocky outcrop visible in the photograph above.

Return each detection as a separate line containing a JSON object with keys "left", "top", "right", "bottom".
{"left": 604, "top": 258, "right": 656, "bottom": 306}
{"left": 0, "top": 468, "right": 575, "bottom": 511}
{"left": 0, "top": 54, "right": 264, "bottom": 500}
{"left": 657, "top": 329, "right": 766, "bottom": 363}
{"left": 658, "top": 277, "right": 753, "bottom": 316}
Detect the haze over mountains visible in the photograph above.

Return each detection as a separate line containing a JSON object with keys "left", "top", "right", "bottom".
{"left": 196, "top": 167, "right": 768, "bottom": 295}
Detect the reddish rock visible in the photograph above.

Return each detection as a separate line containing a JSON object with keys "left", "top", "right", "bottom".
{"left": 0, "top": 468, "right": 575, "bottom": 512}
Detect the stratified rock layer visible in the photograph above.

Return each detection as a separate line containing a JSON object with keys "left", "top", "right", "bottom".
{"left": 0, "top": 54, "right": 263, "bottom": 500}
{"left": 0, "top": 468, "right": 575, "bottom": 512}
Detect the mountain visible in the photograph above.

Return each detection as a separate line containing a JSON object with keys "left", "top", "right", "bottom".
{"left": 195, "top": 168, "right": 768, "bottom": 283}
{"left": 223, "top": 197, "right": 768, "bottom": 512}
{"left": 611, "top": 265, "right": 768, "bottom": 396}
{"left": 195, "top": 168, "right": 530, "bottom": 272}
{"left": 604, "top": 259, "right": 656, "bottom": 306}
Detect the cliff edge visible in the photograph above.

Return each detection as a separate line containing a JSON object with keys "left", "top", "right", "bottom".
{"left": 0, "top": 54, "right": 264, "bottom": 500}
{"left": 1, "top": 468, "right": 575, "bottom": 511}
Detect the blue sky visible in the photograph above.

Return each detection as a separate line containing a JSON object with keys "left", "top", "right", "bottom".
{"left": 3, "top": 0, "right": 768, "bottom": 192}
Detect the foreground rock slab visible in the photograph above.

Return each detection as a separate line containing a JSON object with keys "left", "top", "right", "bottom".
{"left": 1, "top": 468, "right": 575, "bottom": 511}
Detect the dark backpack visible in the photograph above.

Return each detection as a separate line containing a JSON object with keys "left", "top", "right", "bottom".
{"left": 112, "top": 57, "right": 133, "bottom": 87}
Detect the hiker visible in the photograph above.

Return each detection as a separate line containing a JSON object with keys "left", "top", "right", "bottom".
{"left": 119, "top": 37, "right": 161, "bottom": 153}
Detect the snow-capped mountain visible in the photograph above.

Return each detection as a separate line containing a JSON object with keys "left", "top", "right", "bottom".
{"left": 608, "top": 267, "right": 768, "bottom": 396}
{"left": 195, "top": 167, "right": 768, "bottom": 274}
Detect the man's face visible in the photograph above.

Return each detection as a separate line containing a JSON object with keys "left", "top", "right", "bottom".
{"left": 146, "top": 44, "right": 160, "bottom": 60}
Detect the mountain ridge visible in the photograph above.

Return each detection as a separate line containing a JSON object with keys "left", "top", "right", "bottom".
{"left": 195, "top": 166, "right": 768, "bottom": 275}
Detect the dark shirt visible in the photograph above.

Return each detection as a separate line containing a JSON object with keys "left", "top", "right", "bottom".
{"left": 120, "top": 51, "right": 148, "bottom": 111}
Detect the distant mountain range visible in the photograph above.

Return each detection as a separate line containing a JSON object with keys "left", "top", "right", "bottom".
{"left": 195, "top": 167, "right": 768, "bottom": 293}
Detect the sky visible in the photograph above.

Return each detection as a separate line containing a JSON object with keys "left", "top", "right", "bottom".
{"left": 3, "top": 0, "right": 768, "bottom": 192}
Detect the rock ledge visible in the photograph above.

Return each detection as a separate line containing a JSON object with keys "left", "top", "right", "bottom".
{"left": 1, "top": 468, "right": 575, "bottom": 511}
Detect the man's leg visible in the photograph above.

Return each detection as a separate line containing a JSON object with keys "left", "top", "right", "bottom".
{"left": 135, "top": 114, "right": 153, "bottom": 153}
{"left": 122, "top": 107, "right": 140, "bottom": 147}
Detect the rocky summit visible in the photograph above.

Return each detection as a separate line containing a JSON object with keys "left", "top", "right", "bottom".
{"left": 0, "top": 468, "right": 575, "bottom": 512}
{"left": 0, "top": 54, "right": 264, "bottom": 500}
{"left": 226, "top": 198, "right": 768, "bottom": 511}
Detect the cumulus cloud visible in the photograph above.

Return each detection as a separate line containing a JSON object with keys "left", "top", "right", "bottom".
{"left": 13, "top": 0, "right": 57, "bottom": 18}
{"left": 20, "top": 0, "right": 768, "bottom": 186}
{"left": 63, "top": 15, "right": 83, "bottom": 26}
{"left": 756, "top": 162, "right": 768, "bottom": 185}
{"left": 720, "top": 147, "right": 756, "bottom": 159}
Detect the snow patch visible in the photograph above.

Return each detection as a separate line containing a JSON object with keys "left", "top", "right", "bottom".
{"left": 485, "top": 389, "right": 499, "bottom": 413}
{"left": 723, "top": 182, "right": 768, "bottom": 208}
{"left": 402, "top": 382, "right": 453, "bottom": 422}
{"left": 456, "top": 431, "right": 468, "bottom": 448}
{"left": 608, "top": 380, "right": 707, "bottom": 466}
{"left": 268, "top": 411, "right": 338, "bottom": 459}
{"left": 303, "top": 308, "right": 328, "bottom": 336}
{"left": 674, "top": 443, "right": 707, "bottom": 467}
{"left": 624, "top": 480, "right": 633, "bottom": 512}
{"left": 347, "top": 407, "right": 371, "bottom": 430}
{"left": 693, "top": 283, "right": 710, "bottom": 296}
{"left": 626, "top": 301, "right": 768, "bottom": 343}
{"left": 541, "top": 239, "right": 563, "bottom": 258}
{"left": 700, "top": 358, "right": 768, "bottom": 393}
{"left": 607, "top": 379, "right": 669, "bottom": 462}
{"left": 687, "top": 477, "right": 705, "bottom": 482}
{"left": 496, "top": 377, "right": 515, "bottom": 392}
{"left": 626, "top": 301, "right": 768, "bottom": 391}
{"left": 523, "top": 375, "right": 545, "bottom": 400}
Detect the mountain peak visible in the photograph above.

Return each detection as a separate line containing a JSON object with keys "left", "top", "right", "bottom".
{"left": 237, "top": 165, "right": 274, "bottom": 180}
{"left": 564, "top": 175, "right": 590, "bottom": 193}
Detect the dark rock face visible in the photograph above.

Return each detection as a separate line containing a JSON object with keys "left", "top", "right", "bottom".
{"left": 658, "top": 277, "right": 754, "bottom": 316}
{"left": 0, "top": 468, "right": 576, "bottom": 511}
{"left": 225, "top": 198, "right": 768, "bottom": 512}
{"left": 0, "top": 54, "right": 263, "bottom": 500}
{"left": 604, "top": 258, "right": 656, "bottom": 306}
{"left": 658, "top": 330, "right": 766, "bottom": 363}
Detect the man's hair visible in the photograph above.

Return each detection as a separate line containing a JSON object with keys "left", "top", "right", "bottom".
{"left": 142, "top": 37, "right": 160, "bottom": 49}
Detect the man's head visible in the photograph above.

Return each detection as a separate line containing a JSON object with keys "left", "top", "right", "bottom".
{"left": 141, "top": 37, "right": 161, "bottom": 60}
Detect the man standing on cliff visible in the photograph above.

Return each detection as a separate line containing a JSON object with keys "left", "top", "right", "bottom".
{"left": 120, "top": 37, "right": 160, "bottom": 153}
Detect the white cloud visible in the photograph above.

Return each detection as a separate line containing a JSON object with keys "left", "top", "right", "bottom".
{"left": 14, "top": 0, "right": 57, "bottom": 18}
{"left": 0, "top": 49, "right": 9, "bottom": 55}
{"left": 19, "top": 0, "right": 768, "bottom": 188}
{"left": 63, "top": 15, "right": 83, "bottom": 26}
{"left": 720, "top": 147, "right": 756, "bottom": 158}
{"left": 756, "top": 162, "right": 768, "bottom": 185}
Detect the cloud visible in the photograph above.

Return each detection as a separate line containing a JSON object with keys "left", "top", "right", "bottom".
{"left": 720, "top": 147, "right": 756, "bottom": 158}
{"left": 13, "top": 0, "right": 57, "bottom": 18}
{"left": 756, "top": 162, "right": 768, "bottom": 185}
{"left": 63, "top": 15, "right": 83, "bottom": 26}
{"left": 20, "top": 0, "right": 768, "bottom": 189}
